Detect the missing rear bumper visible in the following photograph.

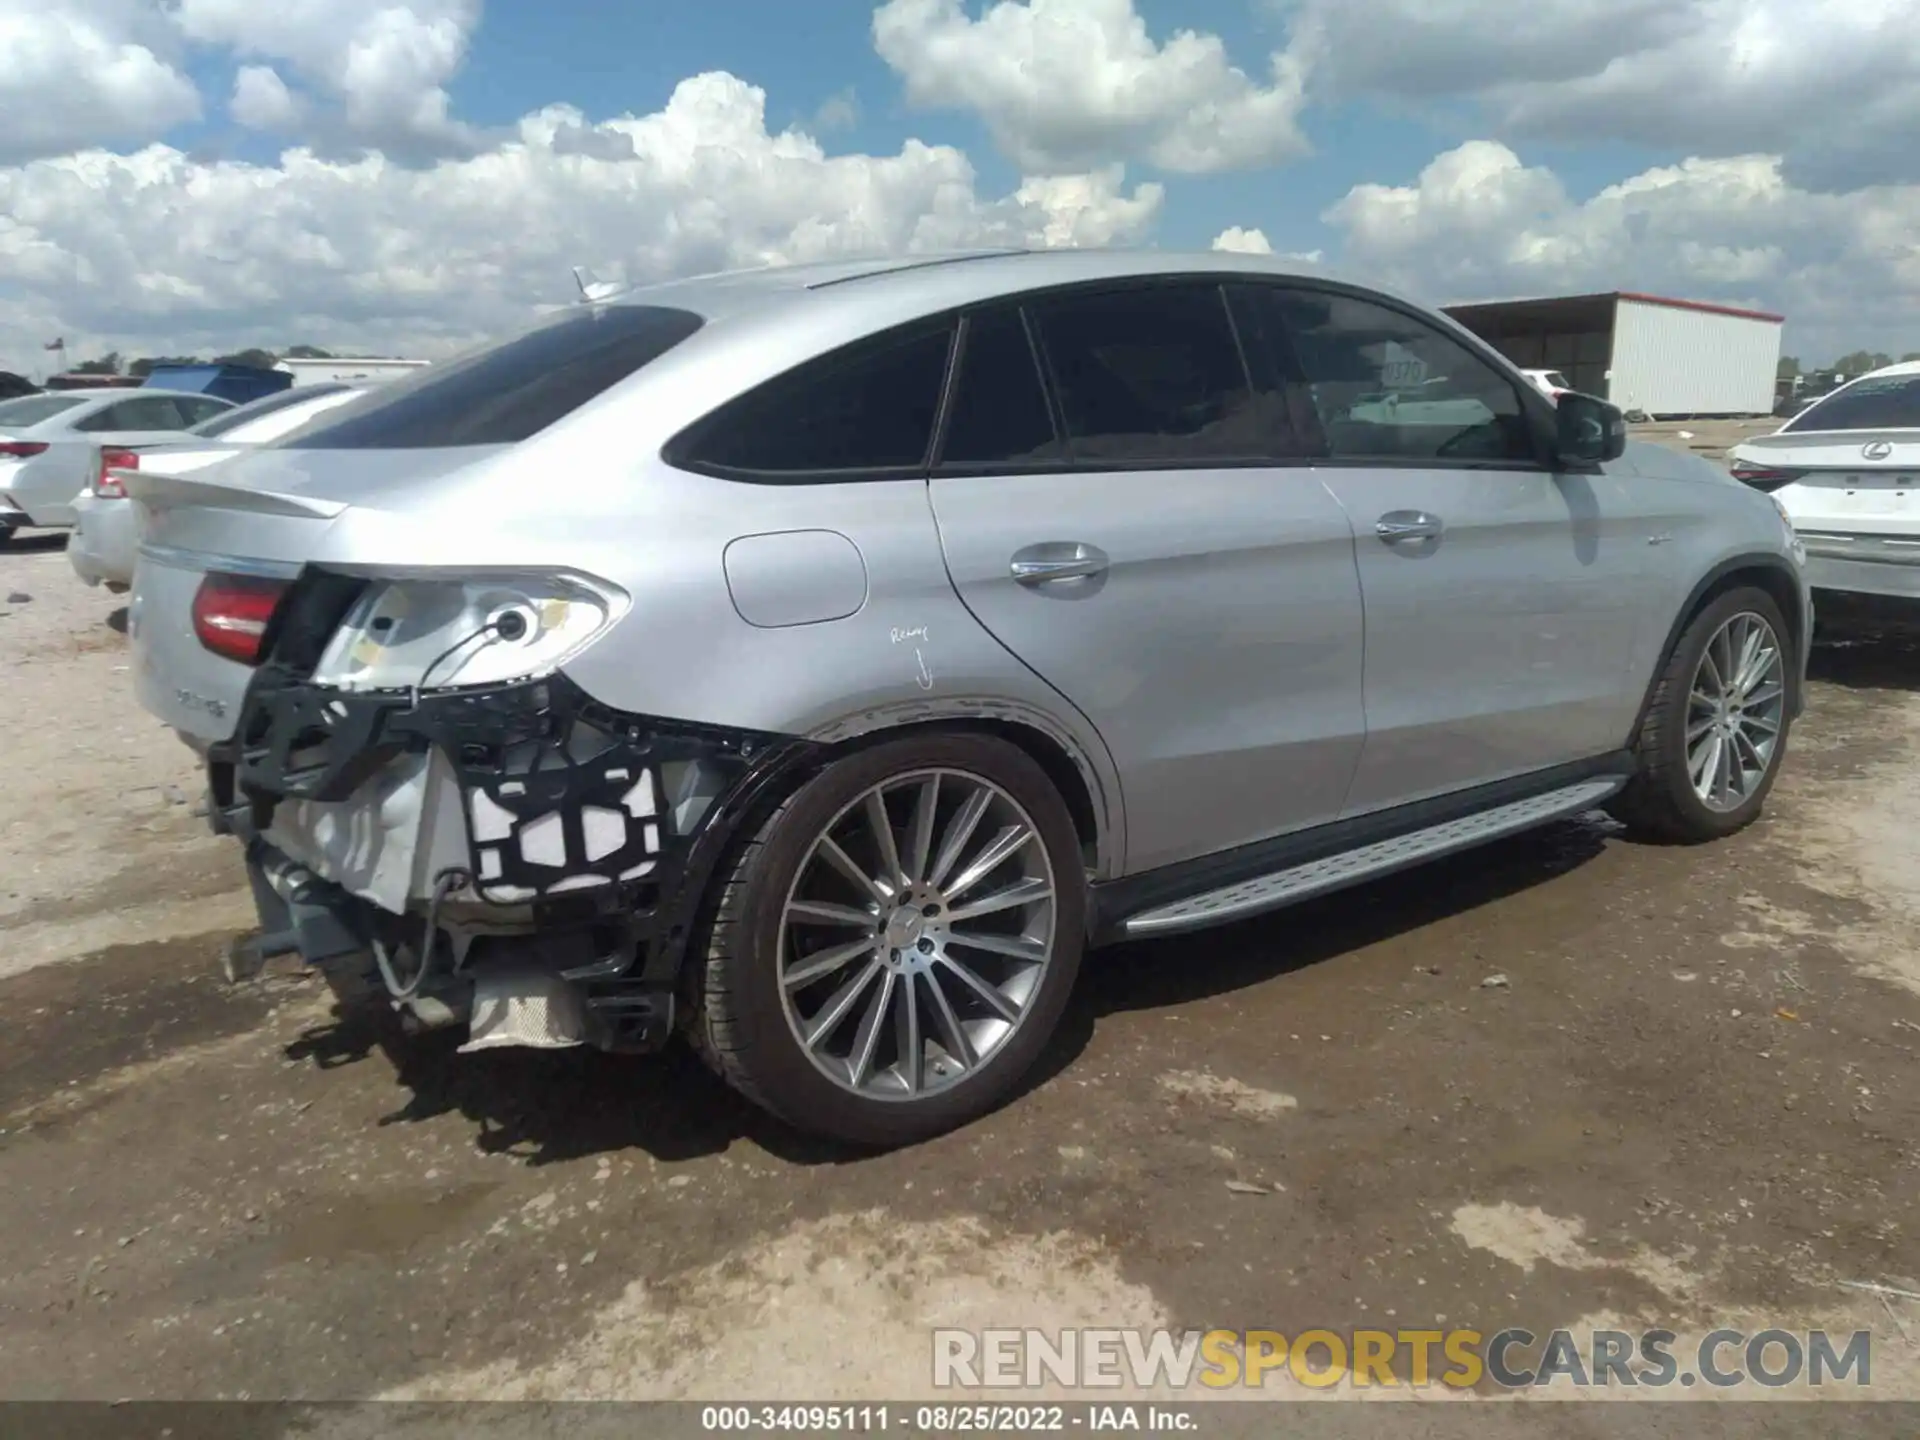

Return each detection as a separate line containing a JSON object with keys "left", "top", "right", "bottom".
{"left": 208, "top": 614, "right": 822, "bottom": 1053}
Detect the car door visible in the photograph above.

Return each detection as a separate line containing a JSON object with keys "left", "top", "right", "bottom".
{"left": 927, "top": 284, "right": 1367, "bottom": 876}
{"left": 1247, "top": 283, "right": 1648, "bottom": 815}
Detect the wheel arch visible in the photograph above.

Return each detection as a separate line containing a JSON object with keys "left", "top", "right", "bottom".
{"left": 1626, "top": 553, "right": 1808, "bottom": 749}
{"left": 804, "top": 698, "right": 1123, "bottom": 881}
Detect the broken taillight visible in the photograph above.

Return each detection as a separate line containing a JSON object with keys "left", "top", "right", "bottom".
{"left": 192, "top": 571, "right": 289, "bottom": 665}
{"left": 94, "top": 447, "right": 139, "bottom": 498}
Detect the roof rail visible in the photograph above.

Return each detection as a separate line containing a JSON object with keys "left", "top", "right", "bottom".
{"left": 805, "top": 249, "right": 1032, "bottom": 290}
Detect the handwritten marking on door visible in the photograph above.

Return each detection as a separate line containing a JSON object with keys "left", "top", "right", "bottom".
{"left": 914, "top": 648, "right": 935, "bottom": 691}
{"left": 891, "top": 625, "right": 929, "bottom": 645}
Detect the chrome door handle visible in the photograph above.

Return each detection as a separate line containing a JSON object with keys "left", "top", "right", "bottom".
{"left": 1375, "top": 511, "right": 1444, "bottom": 544}
{"left": 1011, "top": 542, "right": 1109, "bottom": 585}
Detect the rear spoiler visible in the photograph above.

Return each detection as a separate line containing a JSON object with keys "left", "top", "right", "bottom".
{"left": 120, "top": 468, "right": 347, "bottom": 521}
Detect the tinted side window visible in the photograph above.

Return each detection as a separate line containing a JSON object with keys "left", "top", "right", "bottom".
{"left": 181, "top": 397, "right": 231, "bottom": 425}
{"left": 680, "top": 323, "right": 955, "bottom": 476}
{"left": 937, "top": 307, "right": 1062, "bottom": 466}
{"left": 284, "top": 305, "right": 703, "bottom": 450}
{"left": 82, "top": 396, "right": 191, "bottom": 431}
{"left": 1784, "top": 374, "right": 1920, "bottom": 432}
{"left": 1266, "top": 289, "right": 1536, "bottom": 464}
{"left": 1029, "top": 285, "right": 1271, "bottom": 464}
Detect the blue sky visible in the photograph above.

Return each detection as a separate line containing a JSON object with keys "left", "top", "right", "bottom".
{"left": 159, "top": 0, "right": 1694, "bottom": 270}
{"left": 4, "top": 0, "right": 1915, "bottom": 367}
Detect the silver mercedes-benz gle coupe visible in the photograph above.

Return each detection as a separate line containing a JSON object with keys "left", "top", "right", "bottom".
{"left": 125, "top": 248, "right": 1810, "bottom": 1145}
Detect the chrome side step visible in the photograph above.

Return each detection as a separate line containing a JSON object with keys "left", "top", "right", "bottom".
{"left": 1122, "top": 778, "right": 1625, "bottom": 938}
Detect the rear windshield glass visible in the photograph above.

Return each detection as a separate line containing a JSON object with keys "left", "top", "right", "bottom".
{"left": 1784, "top": 374, "right": 1920, "bottom": 433}
{"left": 0, "top": 394, "right": 85, "bottom": 427}
{"left": 281, "top": 305, "right": 704, "bottom": 450}
{"left": 191, "top": 383, "right": 348, "bottom": 438}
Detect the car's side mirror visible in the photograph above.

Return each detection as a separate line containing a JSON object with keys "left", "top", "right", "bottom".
{"left": 1553, "top": 391, "right": 1628, "bottom": 465}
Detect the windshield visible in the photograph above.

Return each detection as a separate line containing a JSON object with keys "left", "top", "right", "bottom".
{"left": 189, "top": 383, "right": 349, "bottom": 438}
{"left": 0, "top": 394, "right": 86, "bottom": 427}
{"left": 1783, "top": 373, "right": 1920, "bottom": 433}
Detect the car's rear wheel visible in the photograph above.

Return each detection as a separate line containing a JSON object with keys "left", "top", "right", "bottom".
{"left": 0, "top": 521, "right": 15, "bottom": 547}
{"left": 689, "top": 732, "right": 1085, "bottom": 1147}
{"left": 1610, "top": 586, "right": 1794, "bottom": 842}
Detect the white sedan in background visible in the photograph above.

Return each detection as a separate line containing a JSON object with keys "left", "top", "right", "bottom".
{"left": 1, "top": 388, "right": 232, "bottom": 543}
{"left": 1728, "top": 360, "right": 1920, "bottom": 612}
{"left": 68, "top": 382, "right": 366, "bottom": 591}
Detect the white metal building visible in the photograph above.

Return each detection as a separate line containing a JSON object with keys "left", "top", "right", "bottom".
{"left": 274, "top": 357, "right": 430, "bottom": 387}
{"left": 1442, "top": 291, "right": 1784, "bottom": 419}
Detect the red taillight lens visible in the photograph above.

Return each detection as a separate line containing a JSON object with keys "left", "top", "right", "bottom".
{"left": 1729, "top": 459, "right": 1805, "bottom": 490}
{"left": 0, "top": 441, "right": 48, "bottom": 458}
{"left": 192, "top": 572, "right": 289, "bottom": 665}
{"left": 95, "top": 447, "right": 139, "bottom": 498}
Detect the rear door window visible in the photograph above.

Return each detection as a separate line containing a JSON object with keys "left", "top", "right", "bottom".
{"left": 283, "top": 305, "right": 704, "bottom": 449}
{"left": 1026, "top": 284, "right": 1272, "bottom": 464}
{"left": 1784, "top": 374, "right": 1920, "bottom": 432}
{"left": 79, "top": 396, "right": 194, "bottom": 431}
{"left": 674, "top": 322, "right": 956, "bottom": 478}
{"left": 936, "top": 307, "right": 1064, "bottom": 468}
{"left": 180, "top": 397, "right": 232, "bottom": 425}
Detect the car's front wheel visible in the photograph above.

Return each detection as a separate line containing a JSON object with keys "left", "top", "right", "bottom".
{"left": 689, "top": 732, "right": 1086, "bottom": 1147}
{"left": 1611, "top": 585, "right": 1795, "bottom": 842}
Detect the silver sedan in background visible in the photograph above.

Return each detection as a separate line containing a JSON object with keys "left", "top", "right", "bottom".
{"left": 69, "top": 383, "right": 366, "bottom": 591}
{"left": 0, "top": 388, "right": 232, "bottom": 543}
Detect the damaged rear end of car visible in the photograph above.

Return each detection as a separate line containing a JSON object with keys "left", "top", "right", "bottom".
{"left": 125, "top": 297, "right": 819, "bottom": 1054}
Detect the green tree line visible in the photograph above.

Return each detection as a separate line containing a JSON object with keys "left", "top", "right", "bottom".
{"left": 62, "top": 344, "right": 359, "bottom": 376}
{"left": 1779, "top": 351, "right": 1920, "bottom": 380}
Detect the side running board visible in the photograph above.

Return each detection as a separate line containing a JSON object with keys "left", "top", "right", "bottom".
{"left": 1123, "top": 778, "right": 1625, "bottom": 938}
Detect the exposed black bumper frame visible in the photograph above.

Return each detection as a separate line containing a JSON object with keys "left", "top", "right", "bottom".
{"left": 207, "top": 570, "right": 823, "bottom": 1050}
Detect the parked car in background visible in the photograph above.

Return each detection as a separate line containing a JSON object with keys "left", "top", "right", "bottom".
{"left": 69, "top": 383, "right": 364, "bottom": 590}
{"left": 1729, "top": 359, "right": 1920, "bottom": 613}
{"left": 0, "top": 388, "right": 231, "bottom": 544}
{"left": 126, "top": 249, "right": 1808, "bottom": 1146}
{"left": 0, "top": 372, "right": 38, "bottom": 401}
{"left": 1521, "top": 368, "right": 1572, "bottom": 401}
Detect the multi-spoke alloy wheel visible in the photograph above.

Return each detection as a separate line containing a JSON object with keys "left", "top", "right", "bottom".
{"left": 1686, "top": 611, "right": 1786, "bottom": 813}
{"left": 1610, "top": 585, "right": 1796, "bottom": 843}
{"left": 778, "top": 769, "right": 1057, "bottom": 1100}
{"left": 690, "top": 732, "right": 1085, "bottom": 1146}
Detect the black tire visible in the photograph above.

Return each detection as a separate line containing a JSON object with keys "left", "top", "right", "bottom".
{"left": 1610, "top": 585, "right": 1796, "bottom": 843}
{"left": 0, "top": 523, "right": 15, "bottom": 548}
{"left": 688, "top": 731, "right": 1086, "bottom": 1147}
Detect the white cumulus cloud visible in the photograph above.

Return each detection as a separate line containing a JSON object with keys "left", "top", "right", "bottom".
{"left": 0, "top": 73, "right": 1163, "bottom": 371}
{"left": 1211, "top": 226, "right": 1273, "bottom": 254}
{"left": 1283, "top": 0, "right": 1920, "bottom": 189}
{"left": 1323, "top": 139, "right": 1920, "bottom": 360}
{"left": 172, "top": 0, "right": 485, "bottom": 158}
{"left": 873, "top": 0, "right": 1309, "bottom": 174}
{"left": 0, "top": 0, "right": 201, "bottom": 164}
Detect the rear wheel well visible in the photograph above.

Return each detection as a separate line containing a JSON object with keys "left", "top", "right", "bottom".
{"left": 828, "top": 718, "right": 1103, "bottom": 873}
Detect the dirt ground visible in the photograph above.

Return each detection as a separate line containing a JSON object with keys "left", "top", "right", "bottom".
{"left": 3, "top": 473, "right": 1920, "bottom": 1419}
